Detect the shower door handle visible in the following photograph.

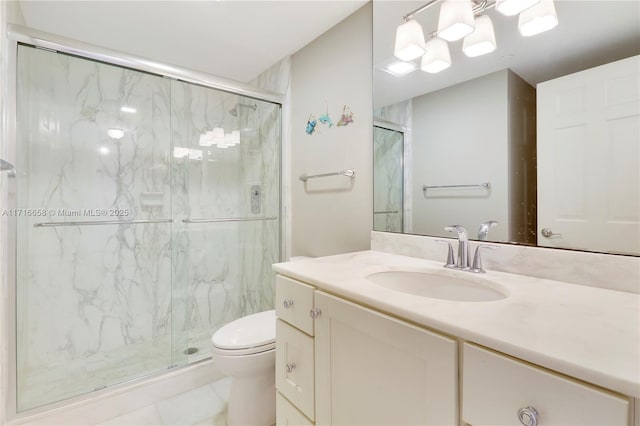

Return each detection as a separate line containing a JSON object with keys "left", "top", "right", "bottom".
{"left": 33, "top": 219, "right": 174, "bottom": 228}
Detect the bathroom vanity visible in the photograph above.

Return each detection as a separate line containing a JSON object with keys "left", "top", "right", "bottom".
{"left": 273, "top": 251, "right": 639, "bottom": 425}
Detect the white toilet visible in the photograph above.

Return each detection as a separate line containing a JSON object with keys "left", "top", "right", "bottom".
{"left": 211, "top": 310, "right": 276, "bottom": 426}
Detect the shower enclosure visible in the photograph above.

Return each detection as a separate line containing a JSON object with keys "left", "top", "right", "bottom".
{"left": 9, "top": 37, "right": 281, "bottom": 412}
{"left": 373, "top": 125, "right": 404, "bottom": 233}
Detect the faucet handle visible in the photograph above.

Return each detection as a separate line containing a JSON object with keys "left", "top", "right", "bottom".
{"left": 477, "top": 220, "right": 498, "bottom": 240}
{"left": 471, "top": 244, "right": 499, "bottom": 273}
{"left": 435, "top": 239, "right": 456, "bottom": 268}
{"left": 444, "top": 225, "right": 468, "bottom": 237}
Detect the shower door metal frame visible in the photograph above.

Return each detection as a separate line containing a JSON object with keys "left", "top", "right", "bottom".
{"left": 1, "top": 24, "right": 285, "bottom": 423}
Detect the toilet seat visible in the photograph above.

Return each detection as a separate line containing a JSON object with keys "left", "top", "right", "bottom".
{"left": 211, "top": 310, "right": 276, "bottom": 356}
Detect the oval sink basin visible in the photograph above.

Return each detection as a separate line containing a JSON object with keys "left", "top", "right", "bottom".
{"left": 366, "top": 271, "right": 506, "bottom": 302}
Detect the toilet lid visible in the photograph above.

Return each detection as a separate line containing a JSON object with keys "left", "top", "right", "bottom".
{"left": 211, "top": 310, "right": 276, "bottom": 351}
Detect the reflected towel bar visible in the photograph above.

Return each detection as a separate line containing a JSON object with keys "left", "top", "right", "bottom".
{"left": 34, "top": 219, "right": 173, "bottom": 228}
{"left": 374, "top": 210, "right": 400, "bottom": 214}
{"left": 183, "top": 217, "right": 278, "bottom": 223}
{"left": 423, "top": 182, "right": 490, "bottom": 191}
{"left": 299, "top": 169, "right": 355, "bottom": 182}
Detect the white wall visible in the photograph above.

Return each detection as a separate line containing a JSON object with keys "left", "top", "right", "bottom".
{"left": 411, "top": 70, "right": 510, "bottom": 241}
{"left": 290, "top": 4, "right": 373, "bottom": 257}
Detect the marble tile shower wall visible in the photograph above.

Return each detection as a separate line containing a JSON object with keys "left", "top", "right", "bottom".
{"left": 373, "top": 127, "right": 403, "bottom": 233}
{"left": 170, "top": 81, "right": 279, "bottom": 359}
{"left": 15, "top": 46, "right": 279, "bottom": 411}
{"left": 374, "top": 100, "right": 412, "bottom": 233}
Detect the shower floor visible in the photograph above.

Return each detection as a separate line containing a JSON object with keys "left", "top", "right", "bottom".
{"left": 19, "top": 376, "right": 231, "bottom": 426}
{"left": 18, "top": 333, "right": 214, "bottom": 412}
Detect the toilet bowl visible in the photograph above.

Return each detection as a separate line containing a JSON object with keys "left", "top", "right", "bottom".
{"left": 211, "top": 310, "right": 276, "bottom": 426}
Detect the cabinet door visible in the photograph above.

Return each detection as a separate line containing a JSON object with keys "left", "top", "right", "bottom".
{"left": 277, "top": 392, "right": 314, "bottom": 426}
{"left": 276, "top": 319, "right": 315, "bottom": 420}
{"left": 314, "top": 291, "right": 457, "bottom": 425}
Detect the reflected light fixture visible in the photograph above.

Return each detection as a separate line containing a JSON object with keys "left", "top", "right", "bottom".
{"left": 107, "top": 128, "right": 124, "bottom": 139}
{"left": 421, "top": 37, "right": 451, "bottom": 73}
{"left": 386, "top": 60, "right": 419, "bottom": 76}
{"left": 394, "top": 19, "right": 426, "bottom": 61}
{"left": 437, "top": 0, "right": 475, "bottom": 42}
{"left": 518, "top": 0, "right": 558, "bottom": 36}
{"left": 463, "top": 15, "right": 496, "bottom": 57}
{"left": 495, "top": 0, "right": 540, "bottom": 16}
{"left": 120, "top": 106, "right": 137, "bottom": 114}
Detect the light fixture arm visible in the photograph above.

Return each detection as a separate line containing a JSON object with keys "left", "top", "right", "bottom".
{"left": 403, "top": 0, "right": 495, "bottom": 22}
{"left": 403, "top": 0, "right": 441, "bottom": 22}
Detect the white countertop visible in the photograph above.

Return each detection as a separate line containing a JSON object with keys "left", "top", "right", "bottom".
{"left": 273, "top": 250, "right": 640, "bottom": 399}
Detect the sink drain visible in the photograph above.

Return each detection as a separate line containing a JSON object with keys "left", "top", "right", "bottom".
{"left": 184, "top": 347, "right": 199, "bottom": 355}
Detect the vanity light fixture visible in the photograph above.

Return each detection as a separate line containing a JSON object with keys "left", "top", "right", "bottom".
{"left": 391, "top": 0, "right": 558, "bottom": 75}
{"left": 421, "top": 37, "right": 452, "bottom": 73}
{"left": 437, "top": 0, "right": 475, "bottom": 42}
{"left": 518, "top": 0, "right": 558, "bottom": 37}
{"left": 394, "top": 19, "right": 427, "bottom": 61}
{"left": 462, "top": 15, "right": 497, "bottom": 57}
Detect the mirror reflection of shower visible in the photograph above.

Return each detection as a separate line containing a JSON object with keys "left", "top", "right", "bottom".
{"left": 228, "top": 103, "right": 257, "bottom": 117}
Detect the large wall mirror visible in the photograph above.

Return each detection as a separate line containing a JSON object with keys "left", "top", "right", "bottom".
{"left": 373, "top": 0, "right": 640, "bottom": 256}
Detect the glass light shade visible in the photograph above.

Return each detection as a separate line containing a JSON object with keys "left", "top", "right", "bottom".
{"left": 199, "top": 131, "right": 214, "bottom": 146}
{"left": 231, "top": 130, "right": 240, "bottom": 145}
{"left": 518, "top": 0, "right": 558, "bottom": 37}
{"left": 463, "top": 15, "right": 497, "bottom": 57}
{"left": 107, "top": 128, "right": 124, "bottom": 139}
{"left": 394, "top": 19, "right": 426, "bottom": 61}
{"left": 421, "top": 38, "right": 451, "bottom": 74}
{"left": 437, "top": 0, "right": 475, "bottom": 42}
{"left": 212, "top": 127, "right": 225, "bottom": 146}
{"left": 173, "top": 147, "right": 189, "bottom": 158}
{"left": 495, "top": 0, "right": 540, "bottom": 16}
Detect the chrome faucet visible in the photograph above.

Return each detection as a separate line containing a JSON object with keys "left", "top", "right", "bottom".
{"left": 444, "top": 225, "right": 470, "bottom": 269}
{"left": 477, "top": 220, "right": 498, "bottom": 240}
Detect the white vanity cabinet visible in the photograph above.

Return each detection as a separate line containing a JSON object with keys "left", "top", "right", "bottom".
{"left": 275, "top": 273, "right": 634, "bottom": 426}
{"left": 314, "top": 291, "right": 458, "bottom": 425}
{"left": 275, "top": 274, "right": 458, "bottom": 425}
{"left": 275, "top": 275, "right": 316, "bottom": 423}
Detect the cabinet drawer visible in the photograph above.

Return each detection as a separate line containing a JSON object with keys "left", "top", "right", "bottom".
{"left": 462, "top": 343, "right": 630, "bottom": 425}
{"left": 276, "top": 319, "right": 315, "bottom": 421}
{"left": 276, "top": 392, "right": 314, "bottom": 426}
{"left": 276, "top": 275, "right": 315, "bottom": 335}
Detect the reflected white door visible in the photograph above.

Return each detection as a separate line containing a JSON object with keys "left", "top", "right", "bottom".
{"left": 537, "top": 55, "right": 640, "bottom": 254}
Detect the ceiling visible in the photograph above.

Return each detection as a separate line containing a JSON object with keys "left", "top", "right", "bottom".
{"left": 374, "top": 0, "right": 640, "bottom": 108}
{"left": 16, "top": 0, "right": 368, "bottom": 83}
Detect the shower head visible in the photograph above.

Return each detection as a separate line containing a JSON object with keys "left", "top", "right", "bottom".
{"left": 228, "top": 103, "right": 257, "bottom": 117}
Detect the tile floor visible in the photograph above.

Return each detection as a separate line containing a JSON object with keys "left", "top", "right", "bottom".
{"left": 93, "top": 377, "right": 230, "bottom": 426}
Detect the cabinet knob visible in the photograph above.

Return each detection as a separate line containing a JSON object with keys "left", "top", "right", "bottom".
{"left": 282, "top": 299, "right": 294, "bottom": 309}
{"left": 309, "top": 308, "right": 322, "bottom": 319}
{"left": 285, "top": 362, "right": 296, "bottom": 373}
{"left": 517, "top": 406, "right": 539, "bottom": 426}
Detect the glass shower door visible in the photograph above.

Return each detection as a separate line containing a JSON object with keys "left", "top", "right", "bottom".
{"left": 15, "top": 45, "right": 181, "bottom": 411}
{"left": 170, "top": 81, "right": 281, "bottom": 362}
